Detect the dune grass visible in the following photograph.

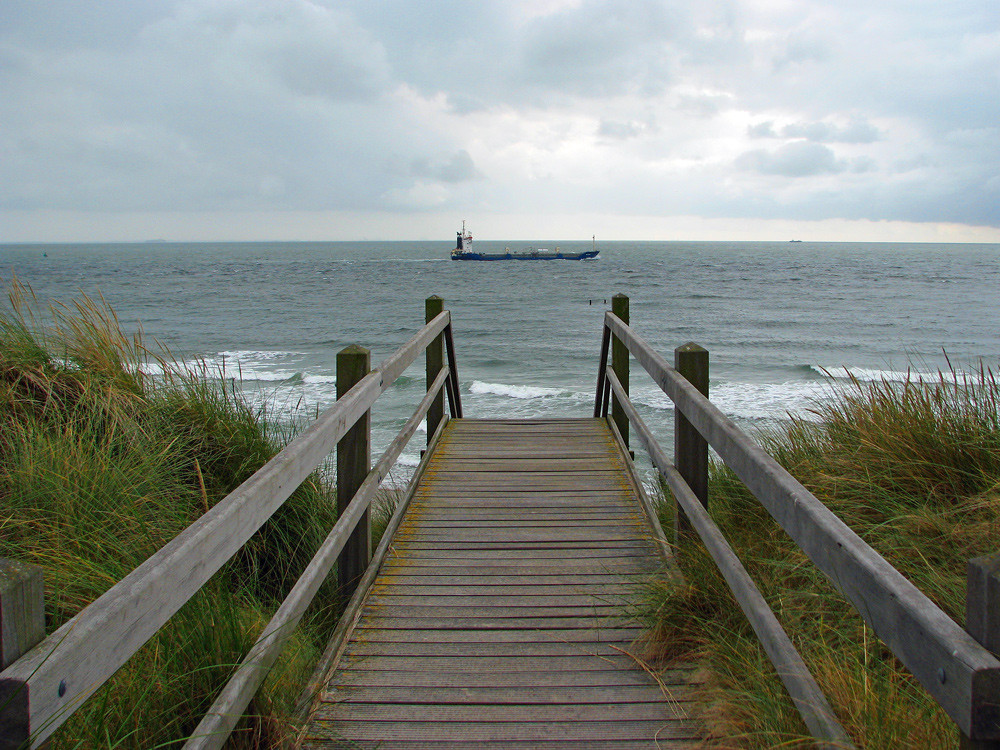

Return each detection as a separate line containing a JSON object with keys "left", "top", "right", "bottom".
{"left": 644, "top": 364, "right": 1000, "bottom": 748}
{"left": 0, "top": 281, "right": 343, "bottom": 747}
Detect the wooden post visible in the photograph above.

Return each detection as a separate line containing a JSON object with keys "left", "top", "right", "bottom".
{"left": 426, "top": 296, "right": 445, "bottom": 444}
{"left": 337, "top": 345, "right": 371, "bottom": 601}
{"left": 0, "top": 559, "right": 44, "bottom": 749}
{"left": 611, "top": 294, "right": 629, "bottom": 449}
{"left": 674, "top": 343, "right": 709, "bottom": 543}
{"left": 0, "top": 559, "right": 44, "bottom": 671}
{"left": 962, "top": 552, "right": 1000, "bottom": 748}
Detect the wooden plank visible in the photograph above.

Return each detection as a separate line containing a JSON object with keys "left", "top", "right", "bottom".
{"left": 353, "top": 616, "right": 637, "bottom": 630}
{"left": 383, "top": 547, "right": 649, "bottom": 560}
{"left": 363, "top": 584, "right": 643, "bottom": 597}
{"left": 390, "top": 533, "right": 650, "bottom": 545}
{"left": 379, "top": 565, "right": 652, "bottom": 578}
{"left": 333, "top": 669, "right": 694, "bottom": 688}
{"left": 400, "top": 518, "right": 643, "bottom": 528}
{"left": 341, "top": 642, "right": 649, "bottom": 659}
{"left": 408, "top": 494, "right": 629, "bottom": 503}
{"left": 363, "top": 605, "right": 627, "bottom": 618}
{"left": 388, "top": 545, "right": 649, "bottom": 556}
{"left": 366, "top": 595, "right": 633, "bottom": 608}
{"left": 303, "top": 740, "right": 701, "bottom": 750}
{"left": 378, "top": 560, "right": 651, "bottom": 573}
{"left": 322, "top": 685, "right": 690, "bottom": 704}
{"left": 375, "top": 574, "right": 650, "bottom": 588}
{"left": 430, "top": 458, "right": 622, "bottom": 471}
{"left": 316, "top": 703, "right": 684, "bottom": 722}
{"left": 436, "top": 447, "right": 614, "bottom": 456}
{"left": 305, "top": 719, "right": 698, "bottom": 742}
{"left": 406, "top": 511, "right": 640, "bottom": 521}
{"left": 351, "top": 628, "right": 644, "bottom": 643}
{"left": 364, "top": 594, "right": 633, "bottom": 607}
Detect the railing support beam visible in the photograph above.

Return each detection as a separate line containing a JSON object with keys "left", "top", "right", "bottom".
{"left": 426, "top": 296, "right": 446, "bottom": 443}
{"left": 336, "top": 345, "right": 371, "bottom": 601}
{"left": 611, "top": 294, "right": 630, "bottom": 448}
{"left": 674, "top": 342, "right": 709, "bottom": 542}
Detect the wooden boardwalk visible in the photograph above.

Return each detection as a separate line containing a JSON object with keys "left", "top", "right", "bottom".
{"left": 302, "top": 418, "right": 701, "bottom": 748}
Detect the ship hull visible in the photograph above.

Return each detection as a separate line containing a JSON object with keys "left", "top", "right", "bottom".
{"left": 451, "top": 250, "right": 600, "bottom": 261}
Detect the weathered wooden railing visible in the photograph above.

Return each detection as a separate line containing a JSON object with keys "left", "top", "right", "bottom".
{"left": 595, "top": 293, "right": 1000, "bottom": 749}
{"left": 0, "top": 296, "right": 461, "bottom": 749}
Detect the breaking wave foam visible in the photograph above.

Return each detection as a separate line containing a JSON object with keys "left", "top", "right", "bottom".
{"left": 469, "top": 381, "right": 568, "bottom": 399}
{"left": 811, "top": 365, "right": 968, "bottom": 384}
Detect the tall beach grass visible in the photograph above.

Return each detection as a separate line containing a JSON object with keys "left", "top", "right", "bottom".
{"left": 644, "top": 363, "right": 1000, "bottom": 748}
{"left": 0, "top": 281, "right": 343, "bottom": 747}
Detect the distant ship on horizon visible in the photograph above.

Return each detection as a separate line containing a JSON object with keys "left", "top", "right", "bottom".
{"left": 450, "top": 222, "right": 599, "bottom": 261}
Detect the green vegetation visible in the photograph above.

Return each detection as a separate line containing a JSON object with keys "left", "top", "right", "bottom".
{"left": 0, "top": 282, "right": 343, "bottom": 747}
{"left": 645, "top": 365, "right": 1000, "bottom": 748}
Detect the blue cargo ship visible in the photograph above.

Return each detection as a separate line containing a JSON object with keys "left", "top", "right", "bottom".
{"left": 450, "top": 222, "right": 599, "bottom": 261}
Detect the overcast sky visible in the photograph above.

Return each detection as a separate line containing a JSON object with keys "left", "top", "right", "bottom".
{"left": 2, "top": 0, "right": 998, "bottom": 242}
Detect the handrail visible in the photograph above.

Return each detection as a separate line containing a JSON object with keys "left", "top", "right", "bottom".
{"left": 596, "top": 306, "right": 1000, "bottom": 743}
{"left": 605, "top": 366, "right": 852, "bottom": 747}
{"left": 185, "top": 366, "right": 453, "bottom": 747}
{"left": 292, "top": 409, "right": 451, "bottom": 733}
{"left": 0, "top": 304, "right": 462, "bottom": 748}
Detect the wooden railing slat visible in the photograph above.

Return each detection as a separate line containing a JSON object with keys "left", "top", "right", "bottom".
{"left": 294, "top": 412, "right": 451, "bottom": 730}
{"left": 0, "top": 310, "right": 452, "bottom": 747}
{"left": 603, "top": 311, "right": 1000, "bottom": 738}
{"left": 184, "top": 366, "right": 453, "bottom": 750}
{"left": 605, "top": 366, "right": 854, "bottom": 748}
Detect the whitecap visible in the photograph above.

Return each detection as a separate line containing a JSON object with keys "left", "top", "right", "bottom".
{"left": 811, "top": 365, "right": 968, "bottom": 384}
{"left": 630, "top": 381, "right": 829, "bottom": 423}
{"left": 469, "top": 381, "right": 567, "bottom": 399}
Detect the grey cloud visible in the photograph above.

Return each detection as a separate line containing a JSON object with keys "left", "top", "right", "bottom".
{"left": 849, "top": 157, "right": 877, "bottom": 173}
{"left": 772, "top": 30, "right": 833, "bottom": 70}
{"left": 446, "top": 93, "right": 489, "bottom": 115}
{"left": 598, "top": 120, "right": 646, "bottom": 139}
{"left": 677, "top": 92, "right": 732, "bottom": 117}
{"left": 748, "top": 121, "right": 777, "bottom": 138}
{"left": 782, "top": 119, "right": 879, "bottom": 143}
{"left": 515, "top": 0, "right": 684, "bottom": 98}
{"left": 141, "top": 1, "right": 394, "bottom": 102}
{"left": 411, "top": 151, "right": 481, "bottom": 183}
{"left": 736, "top": 141, "right": 844, "bottom": 177}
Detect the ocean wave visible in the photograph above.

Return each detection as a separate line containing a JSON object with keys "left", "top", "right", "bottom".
{"left": 227, "top": 367, "right": 306, "bottom": 383}
{"left": 810, "top": 365, "right": 968, "bottom": 384}
{"left": 279, "top": 372, "right": 338, "bottom": 386}
{"left": 215, "top": 349, "right": 305, "bottom": 361}
{"left": 173, "top": 350, "right": 341, "bottom": 387}
{"left": 631, "top": 380, "right": 829, "bottom": 423}
{"left": 469, "top": 381, "right": 569, "bottom": 399}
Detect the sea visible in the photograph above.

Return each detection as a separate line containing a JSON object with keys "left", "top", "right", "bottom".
{"left": 2, "top": 239, "right": 998, "bottom": 486}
